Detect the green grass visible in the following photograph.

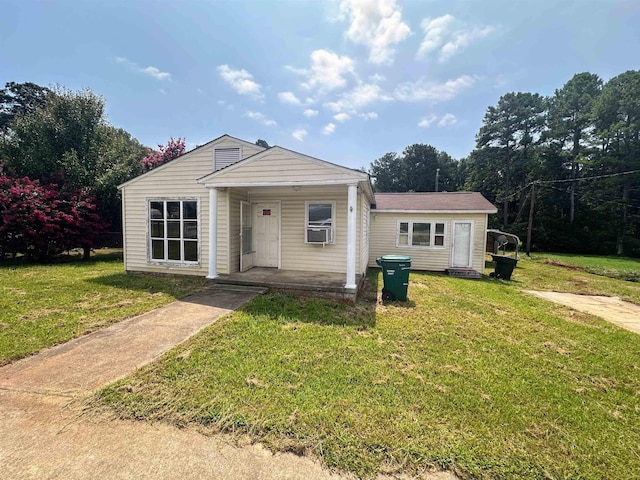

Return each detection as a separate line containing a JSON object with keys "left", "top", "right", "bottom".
{"left": 0, "top": 249, "right": 207, "bottom": 364}
{"left": 93, "top": 258, "right": 640, "bottom": 479}
{"left": 530, "top": 252, "right": 640, "bottom": 282}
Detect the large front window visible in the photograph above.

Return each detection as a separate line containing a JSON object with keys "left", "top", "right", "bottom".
{"left": 149, "top": 199, "right": 199, "bottom": 263}
{"left": 397, "top": 221, "right": 445, "bottom": 248}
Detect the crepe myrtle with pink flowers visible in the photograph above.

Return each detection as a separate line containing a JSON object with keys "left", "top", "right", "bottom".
{"left": 141, "top": 137, "right": 186, "bottom": 171}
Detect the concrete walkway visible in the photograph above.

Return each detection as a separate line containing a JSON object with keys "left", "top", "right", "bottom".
{"left": 0, "top": 287, "right": 353, "bottom": 480}
{"left": 524, "top": 290, "right": 640, "bottom": 334}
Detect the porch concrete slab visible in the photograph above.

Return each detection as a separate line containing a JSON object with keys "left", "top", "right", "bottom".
{"left": 0, "top": 287, "right": 257, "bottom": 397}
{"left": 524, "top": 290, "right": 640, "bottom": 334}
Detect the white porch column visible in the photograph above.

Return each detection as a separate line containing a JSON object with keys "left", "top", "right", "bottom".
{"left": 345, "top": 183, "right": 357, "bottom": 289}
{"left": 207, "top": 187, "right": 218, "bottom": 279}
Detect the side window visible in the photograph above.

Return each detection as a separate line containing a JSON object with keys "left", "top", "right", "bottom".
{"left": 397, "top": 221, "right": 446, "bottom": 248}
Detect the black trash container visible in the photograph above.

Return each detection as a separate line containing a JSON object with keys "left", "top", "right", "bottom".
{"left": 491, "top": 254, "right": 518, "bottom": 280}
{"left": 376, "top": 255, "right": 411, "bottom": 301}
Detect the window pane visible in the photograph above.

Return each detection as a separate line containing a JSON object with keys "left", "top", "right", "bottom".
{"left": 183, "top": 221, "right": 197, "bottom": 239}
{"left": 150, "top": 202, "right": 164, "bottom": 219}
{"left": 398, "top": 235, "right": 408, "bottom": 246}
{"left": 151, "top": 240, "right": 164, "bottom": 259}
{"left": 435, "top": 235, "right": 444, "bottom": 246}
{"left": 167, "top": 202, "right": 180, "bottom": 219}
{"left": 150, "top": 221, "right": 164, "bottom": 238}
{"left": 435, "top": 223, "right": 445, "bottom": 234}
{"left": 412, "top": 223, "right": 430, "bottom": 246}
{"left": 308, "top": 203, "right": 332, "bottom": 225}
{"left": 168, "top": 240, "right": 181, "bottom": 260}
{"left": 399, "top": 222, "right": 408, "bottom": 234}
{"left": 183, "top": 201, "right": 197, "bottom": 219}
{"left": 242, "top": 228, "right": 252, "bottom": 254}
{"left": 167, "top": 221, "right": 180, "bottom": 238}
{"left": 184, "top": 241, "right": 197, "bottom": 261}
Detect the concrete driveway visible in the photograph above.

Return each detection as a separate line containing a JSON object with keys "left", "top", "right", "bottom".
{"left": 0, "top": 287, "right": 349, "bottom": 480}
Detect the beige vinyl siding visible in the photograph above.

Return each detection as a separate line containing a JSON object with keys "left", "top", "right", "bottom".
{"left": 227, "top": 188, "right": 248, "bottom": 274}
{"left": 121, "top": 143, "right": 233, "bottom": 276}
{"left": 210, "top": 151, "right": 364, "bottom": 184}
{"left": 369, "top": 212, "right": 488, "bottom": 273}
{"left": 249, "top": 185, "right": 350, "bottom": 274}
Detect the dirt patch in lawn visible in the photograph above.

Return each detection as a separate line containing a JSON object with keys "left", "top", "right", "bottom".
{"left": 524, "top": 290, "right": 640, "bottom": 334}
{"left": 543, "top": 260, "right": 585, "bottom": 271}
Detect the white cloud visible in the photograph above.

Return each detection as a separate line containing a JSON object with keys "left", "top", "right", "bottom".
{"left": 158, "top": 88, "right": 167, "bottom": 95}
{"left": 246, "top": 111, "right": 277, "bottom": 127}
{"left": 217, "top": 64, "right": 263, "bottom": 99}
{"left": 289, "top": 49, "right": 355, "bottom": 92}
{"left": 334, "top": 113, "right": 351, "bottom": 122}
{"left": 278, "top": 91, "right": 302, "bottom": 105}
{"left": 339, "top": 0, "right": 411, "bottom": 65}
{"left": 292, "top": 129, "right": 308, "bottom": 142}
{"left": 116, "top": 56, "right": 172, "bottom": 81}
{"left": 322, "top": 123, "right": 336, "bottom": 135}
{"left": 417, "top": 15, "right": 494, "bottom": 63}
{"left": 418, "top": 114, "right": 438, "bottom": 128}
{"left": 360, "top": 112, "right": 378, "bottom": 120}
{"left": 304, "top": 109, "right": 319, "bottom": 117}
{"left": 438, "top": 113, "right": 458, "bottom": 126}
{"left": 394, "top": 75, "right": 477, "bottom": 103}
{"left": 325, "top": 82, "right": 392, "bottom": 113}
{"left": 418, "top": 113, "right": 459, "bottom": 128}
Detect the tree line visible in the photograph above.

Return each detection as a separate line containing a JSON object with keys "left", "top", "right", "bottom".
{"left": 370, "top": 70, "right": 640, "bottom": 257}
{"left": 0, "top": 82, "right": 183, "bottom": 260}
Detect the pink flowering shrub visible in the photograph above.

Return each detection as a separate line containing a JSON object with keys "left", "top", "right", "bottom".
{"left": 141, "top": 137, "right": 186, "bottom": 171}
{"left": 0, "top": 173, "right": 106, "bottom": 260}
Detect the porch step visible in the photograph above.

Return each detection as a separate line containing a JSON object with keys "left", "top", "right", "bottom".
{"left": 207, "top": 283, "right": 269, "bottom": 295}
{"left": 445, "top": 268, "right": 482, "bottom": 279}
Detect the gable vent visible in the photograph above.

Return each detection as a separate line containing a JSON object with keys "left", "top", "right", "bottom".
{"left": 214, "top": 147, "right": 241, "bottom": 170}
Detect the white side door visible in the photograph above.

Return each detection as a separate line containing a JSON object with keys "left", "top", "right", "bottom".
{"left": 451, "top": 221, "right": 473, "bottom": 268}
{"left": 240, "top": 201, "right": 254, "bottom": 272}
{"left": 253, "top": 203, "right": 279, "bottom": 268}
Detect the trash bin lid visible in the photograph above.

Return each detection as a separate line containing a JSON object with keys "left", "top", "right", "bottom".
{"left": 379, "top": 255, "right": 411, "bottom": 262}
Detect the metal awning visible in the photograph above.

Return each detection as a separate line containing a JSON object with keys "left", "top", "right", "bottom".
{"left": 487, "top": 229, "right": 521, "bottom": 258}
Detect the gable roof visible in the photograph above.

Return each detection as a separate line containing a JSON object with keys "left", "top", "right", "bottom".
{"left": 197, "top": 145, "right": 375, "bottom": 201}
{"left": 118, "top": 134, "right": 265, "bottom": 190}
{"left": 373, "top": 192, "right": 497, "bottom": 213}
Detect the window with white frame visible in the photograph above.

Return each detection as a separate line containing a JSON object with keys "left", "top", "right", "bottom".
{"left": 397, "top": 221, "right": 445, "bottom": 248}
{"left": 305, "top": 201, "right": 335, "bottom": 244}
{"left": 149, "top": 200, "right": 199, "bottom": 263}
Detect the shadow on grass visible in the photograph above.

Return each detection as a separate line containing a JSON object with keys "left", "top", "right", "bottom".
{"left": 0, "top": 249, "right": 124, "bottom": 269}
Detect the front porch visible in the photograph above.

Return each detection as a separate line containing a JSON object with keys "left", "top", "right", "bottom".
{"left": 214, "top": 267, "right": 365, "bottom": 302}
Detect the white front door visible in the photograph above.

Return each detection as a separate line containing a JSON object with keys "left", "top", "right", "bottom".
{"left": 240, "top": 201, "right": 254, "bottom": 272}
{"left": 253, "top": 202, "right": 279, "bottom": 268}
{"left": 451, "top": 221, "right": 473, "bottom": 268}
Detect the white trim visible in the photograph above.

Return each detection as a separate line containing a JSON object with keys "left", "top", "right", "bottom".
{"left": 207, "top": 188, "right": 218, "bottom": 278}
{"left": 305, "top": 200, "right": 337, "bottom": 245}
{"left": 450, "top": 220, "right": 475, "bottom": 268}
{"left": 396, "top": 219, "right": 447, "bottom": 249}
{"left": 121, "top": 188, "right": 127, "bottom": 268}
{"left": 345, "top": 184, "right": 357, "bottom": 289}
{"left": 203, "top": 179, "right": 366, "bottom": 188}
{"left": 375, "top": 209, "right": 497, "bottom": 214}
{"left": 226, "top": 189, "right": 231, "bottom": 275}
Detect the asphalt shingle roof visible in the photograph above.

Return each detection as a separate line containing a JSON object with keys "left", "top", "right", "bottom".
{"left": 373, "top": 192, "right": 497, "bottom": 212}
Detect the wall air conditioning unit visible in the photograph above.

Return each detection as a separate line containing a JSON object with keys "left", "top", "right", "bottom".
{"left": 307, "top": 227, "right": 332, "bottom": 244}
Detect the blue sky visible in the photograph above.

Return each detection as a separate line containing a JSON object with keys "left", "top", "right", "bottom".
{"left": 1, "top": 0, "right": 639, "bottom": 170}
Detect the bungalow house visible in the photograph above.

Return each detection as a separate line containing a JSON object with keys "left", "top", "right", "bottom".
{"left": 118, "top": 134, "right": 496, "bottom": 299}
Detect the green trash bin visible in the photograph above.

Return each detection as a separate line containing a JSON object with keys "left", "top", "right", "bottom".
{"left": 376, "top": 255, "right": 411, "bottom": 301}
{"left": 491, "top": 254, "right": 518, "bottom": 280}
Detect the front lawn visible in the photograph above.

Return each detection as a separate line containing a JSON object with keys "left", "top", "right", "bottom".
{"left": 94, "top": 258, "right": 640, "bottom": 479}
{"left": 530, "top": 252, "right": 640, "bottom": 282}
{"left": 0, "top": 250, "right": 207, "bottom": 364}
